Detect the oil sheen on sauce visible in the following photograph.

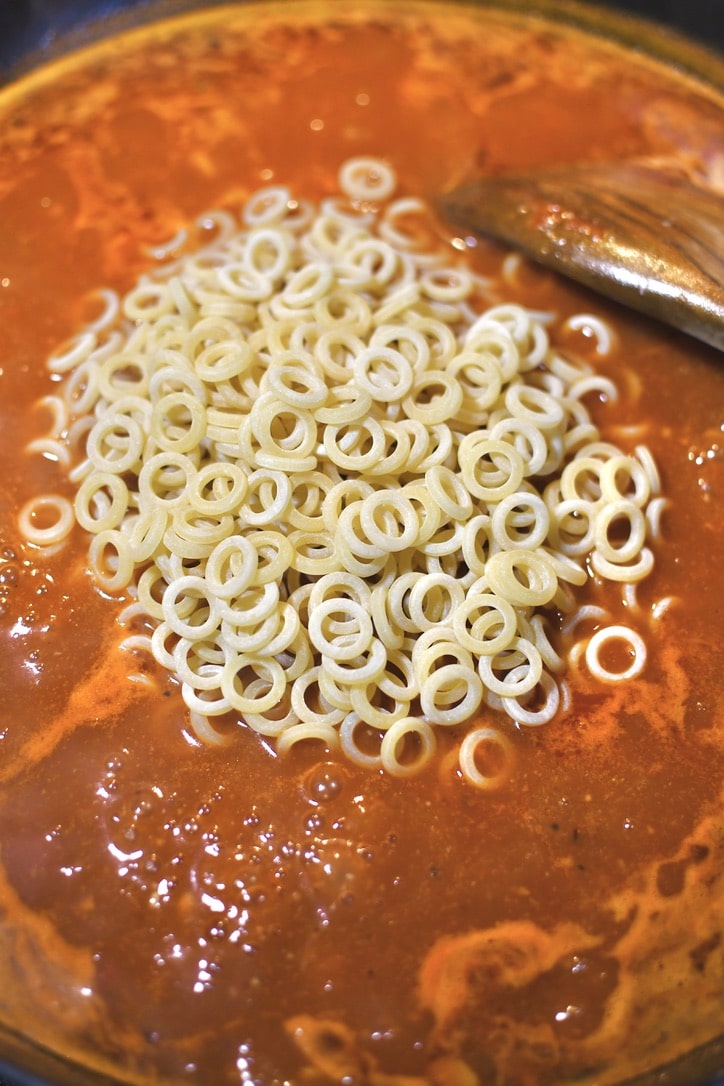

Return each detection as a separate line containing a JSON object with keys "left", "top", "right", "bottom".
{"left": 0, "top": 4, "right": 723, "bottom": 1085}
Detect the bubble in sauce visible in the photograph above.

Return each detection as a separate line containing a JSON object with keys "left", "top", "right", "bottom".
{"left": 305, "top": 762, "right": 345, "bottom": 805}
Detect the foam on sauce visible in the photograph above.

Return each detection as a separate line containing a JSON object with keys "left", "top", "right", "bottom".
{"left": 0, "top": 4, "right": 723, "bottom": 1084}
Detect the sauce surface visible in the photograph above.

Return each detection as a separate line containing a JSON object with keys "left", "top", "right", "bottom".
{"left": 0, "top": 4, "right": 723, "bottom": 1084}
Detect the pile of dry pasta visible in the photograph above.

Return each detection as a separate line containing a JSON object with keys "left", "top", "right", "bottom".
{"left": 20, "top": 157, "right": 662, "bottom": 783}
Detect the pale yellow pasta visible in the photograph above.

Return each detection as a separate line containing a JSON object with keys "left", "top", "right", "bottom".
{"left": 239, "top": 468, "right": 292, "bottom": 526}
{"left": 370, "top": 322, "right": 431, "bottom": 371}
{"left": 484, "top": 549, "right": 558, "bottom": 608}
{"left": 420, "top": 266, "right": 474, "bottom": 304}
{"left": 253, "top": 604, "right": 300, "bottom": 659}
{"left": 87, "top": 414, "right": 145, "bottom": 475}
{"left": 645, "top": 496, "right": 670, "bottom": 542}
{"left": 26, "top": 436, "right": 72, "bottom": 468}
{"left": 338, "top": 156, "right": 397, "bottom": 202}
{"left": 359, "top": 490, "right": 419, "bottom": 552}
{"left": 323, "top": 417, "right": 386, "bottom": 471}
{"left": 593, "top": 500, "right": 647, "bottom": 564}
{"left": 364, "top": 421, "right": 412, "bottom": 477}
{"left": 173, "top": 639, "right": 226, "bottom": 690}
{"left": 348, "top": 684, "right": 409, "bottom": 730}
{"left": 477, "top": 636, "right": 543, "bottom": 699}
{"left": 290, "top": 667, "right": 346, "bottom": 727}
{"left": 561, "top": 603, "right": 609, "bottom": 637}
{"left": 451, "top": 592, "right": 517, "bottom": 656}
{"left": 308, "top": 599, "right": 374, "bottom": 660}
{"left": 187, "top": 462, "right": 249, "bottom": 515}
{"left": 242, "top": 185, "right": 292, "bottom": 227}
{"left": 337, "top": 503, "right": 385, "bottom": 561}
{"left": 585, "top": 624, "right": 647, "bottom": 682}
{"left": 276, "top": 720, "right": 341, "bottom": 755}
{"left": 221, "top": 654, "right": 286, "bottom": 714}
{"left": 408, "top": 573, "right": 464, "bottom": 631}
{"left": 249, "top": 532, "right": 295, "bottom": 586}
{"left": 634, "top": 443, "right": 662, "bottom": 495}
{"left": 491, "top": 492, "right": 550, "bottom": 551}
{"left": 335, "top": 532, "right": 387, "bottom": 580}
{"left": 402, "top": 370, "right": 463, "bottom": 425}
{"left": 420, "top": 520, "right": 464, "bottom": 559}
{"left": 123, "top": 510, "right": 168, "bottom": 563}
{"left": 317, "top": 668, "right": 354, "bottom": 713}
{"left": 137, "top": 567, "right": 171, "bottom": 622}
{"left": 314, "top": 289, "right": 373, "bottom": 335}
{"left": 650, "top": 595, "right": 679, "bottom": 623}
{"left": 276, "top": 630, "right": 314, "bottom": 684}
{"left": 600, "top": 454, "right": 650, "bottom": 507}
{"left": 414, "top": 422, "right": 454, "bottom": 472}
{"left": 288, "top": 530, "right": 338, "bottom": 577}
{"left": 380, "top": 717, "right": 436, "bottom": 777}
{"left": 500, "top": 668, "right": 561, "bottom": 727}
{"left": 543, "top": 548, "right": 587, "bottom": 588}
{"left": 48, "top": 330, "right": 97, "bottom": 374}
{"left": 339, "top": 712, "right": 384, "bottom": 769}
{"left": 412, "top": 628, "right": 474, "bottom": 689}
{"left": 242, "top": 694, "right": 300, "bottom": 738}
{"left": 458, "top": 726, "right": 514, "bottom": 790}
{"left": 590, "top": 545, "right": 654, "bottom": 583}
{"left": 64, "top": 359, "right": 99, "bottom": 415}
{"left": 546, "top": 497, "right": 597, "bottom": 557}
{"left": 458, "top": 434, "right": 525, "bottom": 502}
{"left": 526, "top": 614, "right": 565, "bottom": 674}
{"left": 337, "top": 237, "right": 403, "bottom": 292}
{"left": 172, "top": 508, "right": 234, "bottom": 548}
{"left": 88, "top": 528, "right": 134, "bottom": 593}
{"left": 560, "top": 456, "right": 605, "bottom": 503}
{"left": 36, "top": 394, "right": 70, "bottom": 438}
{"left": 17, "top": 494, "right": 75, "bottom": 547}
{"left": 372, "top": 282, "right": 421, "bottom": 325}
{"left": 369, "top": 583, "right": 405, "bottom": 651}
{"left": 420, "top": 664, "right": 483, "bottom": 725}
{"left": 186, "top": 709, "right": 234, "bottom": 746}
{"left": 162, "top": 576, "right": 220, "bottom": 640}
{"left": 75, "top": 472, "right": 129, "bottom": 533}
{"left": 94, "top": 353, "right": 145, "bottom": 405}
{"left": 19, "top": 155, "right": 664, "bottom": 783}
{"left": 321, "top": 637, "right": 387, "bottom": 686}
{"left": 219, "top": 581, "right": 280, "bottom": 630}
{"left": 264, "top": 361, "right": 327, "bottom": 409}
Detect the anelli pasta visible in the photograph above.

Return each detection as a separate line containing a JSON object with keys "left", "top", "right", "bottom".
{"left": 19, "top": 157, "right": 663, "bottom": 783}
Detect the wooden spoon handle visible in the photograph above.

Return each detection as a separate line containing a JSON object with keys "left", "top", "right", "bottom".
{"left": 440, "top": 163, "right": 724, "bottom": 351}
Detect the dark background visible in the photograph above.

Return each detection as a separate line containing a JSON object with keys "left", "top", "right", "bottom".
{"left": 0, "top": 0, "right": 722, "bottom": 72}
{"left": 606, "top": 0, "right": 722, "bottom": 46}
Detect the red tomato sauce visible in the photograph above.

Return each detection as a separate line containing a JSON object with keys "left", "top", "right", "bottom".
{"left": 0, "top": 5, "right": 722, "bottom": 1084}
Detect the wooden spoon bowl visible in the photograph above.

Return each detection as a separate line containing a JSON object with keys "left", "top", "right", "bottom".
{"left": 440, "top": 161, "right": 724, "bottom": 351}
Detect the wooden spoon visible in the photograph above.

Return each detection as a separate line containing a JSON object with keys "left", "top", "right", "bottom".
{"left": 438, "top": 161, "right": 724, "bottom": 351}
